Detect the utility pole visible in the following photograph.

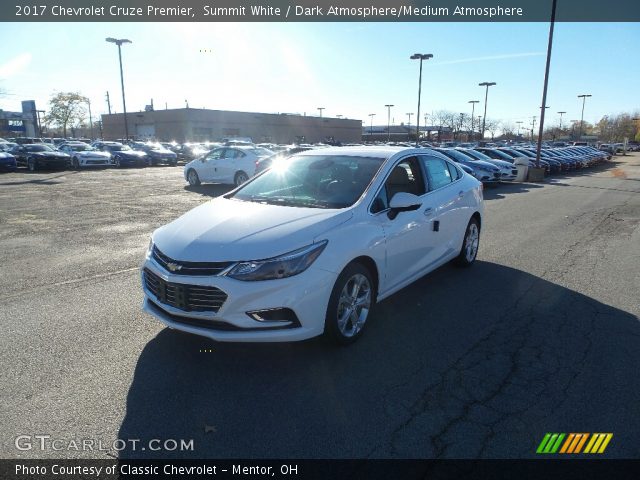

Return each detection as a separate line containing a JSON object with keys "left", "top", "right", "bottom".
{"left": 87, "top": 98, "right": 94, "bottom": 140}
{"left": 105, "top": 91, "right": 112, "bottom": 115}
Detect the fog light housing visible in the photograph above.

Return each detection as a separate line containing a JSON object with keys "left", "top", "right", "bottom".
{"left": 246, "top": 308, "right": 301, "bottom": 328}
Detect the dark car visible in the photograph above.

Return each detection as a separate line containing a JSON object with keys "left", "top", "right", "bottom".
{"left": 0, "top": 151, "right": 17, "bottom": 172}
{"left": 131, "top": 143, "right": 178, "bottom": 166}
{"left": 10, "top": 144, "right": 70, "bottom": 171}
{"left": 96, "top": 142, "right": 148, "bottom": 168}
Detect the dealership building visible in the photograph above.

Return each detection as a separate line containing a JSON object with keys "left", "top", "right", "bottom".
{"left": 101, "top": 108, "right": 362, "bottom": 144}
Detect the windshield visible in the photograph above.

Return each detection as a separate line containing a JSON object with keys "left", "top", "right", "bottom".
{"left": 230, "top": 155, "right": 384, "bottom": 209}
{"left": 437, "top": 148, "right": 473, "bottom": 163}
{"left": 67, "top": 144, "right": 93, "bottom": 151}
{"left": 25, "top": 145, "right": 54, "bottom": 152}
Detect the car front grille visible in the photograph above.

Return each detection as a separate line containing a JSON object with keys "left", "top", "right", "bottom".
{"left": 152, "top": 245, "right": 233, "bottom": 276}
{"left": 143, "top": 268, "right": 227, "bottom": 313}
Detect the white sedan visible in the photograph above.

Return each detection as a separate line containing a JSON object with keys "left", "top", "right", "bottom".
{"left": 143, "top": 147, "right": 484, "bottom": 344}
{"left": 183, "top": 145, "right": 273, "bottom": 187}
{"left": 59, "top": 143, "right": 112, "bottom": 168}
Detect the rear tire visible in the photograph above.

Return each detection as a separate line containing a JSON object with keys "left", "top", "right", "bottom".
{"left": 453, "top": 217, "right": 480, "bottom": 267}
{"left": 187, "top": 169, "right": 201, "bottom": 186}
{"left": 28, "top": 158, "right": 37, "bottom": 172}
{"left": 72, "top": 157, "right": 80, "bottom": 170}
{"left": 234, "top": 171, "right": 249, "bottom": 186}
{"left": 324, "top": 263, "right": 374, "bottom": 345}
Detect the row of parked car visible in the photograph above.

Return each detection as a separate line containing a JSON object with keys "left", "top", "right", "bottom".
{"left": 0, "top": 139, "right": 185, "bottom": 172}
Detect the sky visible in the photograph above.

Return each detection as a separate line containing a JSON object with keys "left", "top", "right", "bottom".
{"left": 0, "top": 22, "right": 638, "bottom": 132}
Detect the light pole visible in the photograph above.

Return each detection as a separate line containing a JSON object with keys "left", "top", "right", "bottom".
{"left": 406, "top": 113, "right": 413, "bottom": 141}
{"left": 106, "top": 37, "right": 132, "bottom": 141}
{"left": 577, "top": 94, "right": 592, "bottom": 140}
{"left": 478, "top": 81, "right": 496, "bottom": 140}
{"left": 410, "top": 53, "right": 433, "bottom": 146}
{"left": 86, "top": 98, "right": 94, "bottom": 140}
{"left": 368, "top": 113, "right": 376, "bottom": 140}
{"left": 468, "top": 100, "right": 479, "bottom": 141}
{"left": 516, "top": 121, "right": 523, "bottom": 136}
{"left": 458, "top": 113, "right": 464, "bottom": 140}
{"left": 558, "top": 111, "right": 566, "bottom": 131}
{"left": 336, "top": 114, "right": 343, "bottom": 119}
{"left": 384, "top": 104, "right": 394, "bottom": 142}
{"left": 317, "top": 107, "right": 325, "bottom": 118}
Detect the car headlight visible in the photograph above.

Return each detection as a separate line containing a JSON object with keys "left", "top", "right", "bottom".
{"left": 146, "top": 238, "right": 154, "bottom": 258}
{"left": 226, "top": 240, "right": 328, "bottom": 281}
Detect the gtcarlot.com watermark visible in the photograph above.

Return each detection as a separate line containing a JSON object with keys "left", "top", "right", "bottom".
{"left": 15, "top": 435, "right": 194, "bottom": 453}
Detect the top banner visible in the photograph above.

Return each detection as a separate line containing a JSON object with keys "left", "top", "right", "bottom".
{"left": 3, "top": 0, "right": 640, "bottom": 22}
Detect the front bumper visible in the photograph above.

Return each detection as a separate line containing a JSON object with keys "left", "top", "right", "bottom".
{"left": 141, "top": 258, "right": 336, "bottom": 342}
{"left": 79, "top": 157, "right": 112, "bottom": 167}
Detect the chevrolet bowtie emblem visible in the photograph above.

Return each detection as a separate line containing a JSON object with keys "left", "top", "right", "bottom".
{"left": 166, "top": 262, "right": 182, "bottom": 272}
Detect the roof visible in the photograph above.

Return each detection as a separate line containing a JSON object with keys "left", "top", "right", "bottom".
{"left": 295, "top": 145, "right": 424, "bottom": 159}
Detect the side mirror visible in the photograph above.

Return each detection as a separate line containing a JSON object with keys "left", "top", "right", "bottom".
{"left": 388, "top": 192, "right": 422, "bottom": 219}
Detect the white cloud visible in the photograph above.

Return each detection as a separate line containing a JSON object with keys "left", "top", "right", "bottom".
{"left": 432, "top": 52, "right": 544, "bottom": 67}
{"left": 0, "top": 53, "right": 32, "bottom": 79}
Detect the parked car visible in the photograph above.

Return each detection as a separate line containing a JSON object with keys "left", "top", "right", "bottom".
{"left": 456, "top": 148, "right": 517, "bottom": 181}
{"left": 59, "top": 142, "right": 113, "bottom": 169}
{"left": 94, "top": 142, "right": 148, "bottom": 168}
{"left": 142, "top": 147, "right": 484, "bottom": 344}
{"left": 184, "top": 145, "right": 272, "bottom": 186}
{"left": 433, "top": 148, "right": 501, "bottom": 184}
{"left": 132, "top": 143, "right": 178, "bottom": 166}
{"left": 0, "top": 151, "right": 17, "bottom": 172}
{"left": 255, "top": 146, "right": 316, "bottom": 174}
{"left": 10, "top": 144, "right": 70, "bottom": 171}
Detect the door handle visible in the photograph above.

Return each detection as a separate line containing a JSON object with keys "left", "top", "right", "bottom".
{"left": 423, "top": 207, "right": 434, "bottom": 216}
{"left": 458, "top": 190, "right": 464, "bottom": 198}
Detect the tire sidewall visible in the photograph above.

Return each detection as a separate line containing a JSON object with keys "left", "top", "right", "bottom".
{"left": 234, "top": 171, "right": 248, "bottom": 186}
{"left": 455, "top": 217, "right": 480, "bottom": 267}
{"left": 188, "top": 169, "right": 200, "bottom": 186}
{"left": 324, "top": 263, "right": 374, "bottom": 345}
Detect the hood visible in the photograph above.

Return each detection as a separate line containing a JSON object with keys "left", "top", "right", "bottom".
{"left": 118, "top": 150, "right": 146, "bottom": 157}
{"left": 75, "top": 151, "right": 111, "bottom": 158}
{"left": 33, "top": 151, "right": 69, "bottom": 158}
{"left": 484, "top": 158, "right": 513, "bottom": 169}
{"left": 0, "top": 152, "right": 15, "bottom": 160}
{"left": 153, "top": 197, "right": 352, "bottom": 262}
{"left": 469, "top": 159, "right": 500, "bottom": 171}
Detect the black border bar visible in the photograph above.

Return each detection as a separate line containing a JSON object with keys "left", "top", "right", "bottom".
{"left": 3, "top": 0, "right": 640, "bottom": 22}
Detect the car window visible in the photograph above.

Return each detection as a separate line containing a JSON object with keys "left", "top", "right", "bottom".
{"left": 447, "top": 161, "right": 462, "bottom": 180}
{"left": 384, "top": 157, "right": 426, "bottom": 203}
{"left": 421, "top": 157, "right": 453, "bottom": 191}
{"left": 206, "top": 149, "right": 224, "bottom": 161}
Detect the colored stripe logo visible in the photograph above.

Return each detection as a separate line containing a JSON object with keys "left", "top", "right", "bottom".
{"left": 536, "top": 433, "right": 612, "bottom": 454}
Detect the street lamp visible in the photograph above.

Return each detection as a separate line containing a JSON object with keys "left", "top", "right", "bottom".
{"left": 558, "top": 111, "right": 566, "bottom": 130}
{"left": 317, "top": 107, "right": 325, "bottom": 118}
{"left": 406, "top": 112, "right": 413, "bottom": 140}
{"left": 577, "top": 94, "right": 592, "bottom": 140}
{"left": 516, "top": 120, "right": 523, "bottom": 136}
{"left": 410, "top": 53, "right": 433, "bottom": 146}
{"left": 468, "top": 100, "right": 479, "bottom": 141}
{"left": 368, "top": 113, "right": 376, "bottom": 140}
{"left": 384, "top": 104, "right": 394, "bottom": 142}
{"left": 478, "top": 82, "right": 496, "bottom": 140}
{"left": 106, "top": 37, "right": 132, "bottom": 141}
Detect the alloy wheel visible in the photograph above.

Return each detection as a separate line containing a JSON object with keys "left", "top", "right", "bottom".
{"left": 336, "top": 273, "right": 371, "bottom": 338}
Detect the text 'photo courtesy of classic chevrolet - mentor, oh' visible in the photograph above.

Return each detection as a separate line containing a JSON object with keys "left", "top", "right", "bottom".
{"left": 141, "top": 146, "right": 484, "bottom": 344}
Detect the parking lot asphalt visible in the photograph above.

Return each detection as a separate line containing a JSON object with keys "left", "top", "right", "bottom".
{"left": 1, "top": 154, "right": 639, "bottom": 459}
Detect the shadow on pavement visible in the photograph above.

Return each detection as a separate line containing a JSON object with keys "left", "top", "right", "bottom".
{"left": 118, "top": 261, "right": 640, "bottom": 459}
{"left": 184, "top": 184, "right": 234, "bottom": 198}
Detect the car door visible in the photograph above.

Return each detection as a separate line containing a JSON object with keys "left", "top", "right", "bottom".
{"left": 419, "top": 155, "right": 469, "bottom": 259}
{"left": 216, "top": 148, "right": 244, "bottom": 183}
{"left": 370, "top": 156, "right": 441, "bottom": 293}
{"left": 199, "top": 148, "right": 225, "bottom": 182}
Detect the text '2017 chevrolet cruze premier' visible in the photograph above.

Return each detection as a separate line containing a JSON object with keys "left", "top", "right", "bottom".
{"left": 141, "top": 147, "right": 484, "bottom": 344}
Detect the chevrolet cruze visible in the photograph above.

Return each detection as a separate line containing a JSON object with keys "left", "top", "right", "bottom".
{"left": 141, "top": 147, "right": 484, "bottom": 344}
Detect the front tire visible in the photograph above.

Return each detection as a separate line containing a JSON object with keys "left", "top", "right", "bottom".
{"left": 28, "top": 158, "right": 37, "bottom": 172}
{"left": 72, "top": 157, "right": 80, "bottom": 170}
{"left": 453, "top": 217, "right": 480, "bottom": 267}
{"left": 187, "top": 169, "right": 201, "bottom": 186}
{"left": 234, "top": 171, "right": 249, "bottom": 187}
{"left": 325, "top": 263, "right": 374, "bottom": 345}
{"left": 114, "top": 156, "right": 121, "bottom": 168}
